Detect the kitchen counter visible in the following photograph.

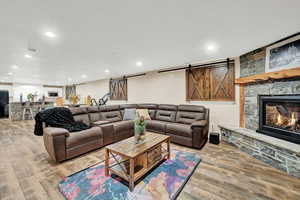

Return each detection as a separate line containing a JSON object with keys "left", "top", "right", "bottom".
{"left": 9, "top": 102, "right": 55, "bottom": 121}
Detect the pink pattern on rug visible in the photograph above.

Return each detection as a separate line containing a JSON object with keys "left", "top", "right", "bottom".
{"left": 86, "top": 167, "right": 110, "bottom": 196}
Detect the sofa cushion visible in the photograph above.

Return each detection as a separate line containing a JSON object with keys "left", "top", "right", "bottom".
{"left": 66, "top": 127, "right": 103, "bottom": 148}
{"left": 89, "top": 112, "right": 101, "bottom": 123}
{"left": 87, "top": 106, "right": 101, "bottom": 123}
{"left": 123, "top": 108, "right": 136, "bottom": 120}
{"left": 176, "top": 105, "right": 206, "bottom": 124}
{"left": 166, "top": 123, "right": 192, "bottom": 138}
{"left": 99, "top": 105, "right": 120, "bottom": 112}
{"left": 97, "top": 123, "right": 115, "bottom": 145}
{"left": 178, "top": 105, "right": 206, "bottom": 112}
{"left": 69, "top": 107, "right": 88, "bottom": 115}
{"left": 176, "top": 111, "right": 205, "bottom": 124}
{"left": 113, "top": 120, "right": 134, "bottom": 132}
{"left": 155, "top": 104, "right": 177, "bottom": 122}
{"left": 145, "top": 120, "right": 167, "bottom": 133}
{"left": 136, "top": 109, "right": 151, "bottom": 120}
{"left": 100, "top": 111, "right": 122, "bottom": 122}
{"left": 73, "top": 114, "right": 90, "bottom": 126}
{"left": 87, "top": 106, "right": 100, "bottom": 113}
{"left": 158, "top": 104, "right": 177, "bottom": 111}
{"left": 92, "top": 120, "right": 111, "bottom": 126}
{"left": 166, "top": 133, "right": 193, "bottom": 147}
{"left": 137, "top": 104, "right": 158, "bottom": 119}
{"left": 155, "top": 110, "right": 176, "bottom": 122}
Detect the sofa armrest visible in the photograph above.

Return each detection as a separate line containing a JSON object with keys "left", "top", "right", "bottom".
{"left": 44, "top": 127, "right": 70, "bottom": 137}
{"left": 191, "top": 120, "right": 208, "bottom": 128}
{"left": 43, "top": 127, "right": 69, "bottom": 162}
{"left": 191, "top": 109, "right": 209, "bottom": 149}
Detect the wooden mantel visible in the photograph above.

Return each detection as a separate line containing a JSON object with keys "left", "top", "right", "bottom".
{"left": 236, "top": 66, "right": 300, "bottom": 128}
{"left": 235, "top": 67, "right": 300, "bottom": 85}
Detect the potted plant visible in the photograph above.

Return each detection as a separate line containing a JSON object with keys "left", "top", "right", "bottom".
{"left": 27, "top": 93, "right": 34, "bottom": 102}
{"left": 134, "top": 114, "right": 146, "bottom": 144}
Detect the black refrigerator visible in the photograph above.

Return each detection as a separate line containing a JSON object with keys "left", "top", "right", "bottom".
{"left": 0, "top": 90, "right": 9, "bottom": 118}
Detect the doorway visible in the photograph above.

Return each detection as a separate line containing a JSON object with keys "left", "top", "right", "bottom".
{"left": 0, "top": 90, "right": 9, "bottom": 118}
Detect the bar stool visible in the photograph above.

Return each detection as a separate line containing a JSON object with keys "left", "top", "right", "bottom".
{"left": 38, "top": 101, "right": 45, "bottom": 112}
{"left": 22, "top": 101, "right": 34, "bottom": 120}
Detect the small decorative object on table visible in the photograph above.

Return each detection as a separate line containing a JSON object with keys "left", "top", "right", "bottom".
{"left": 134, "top": 114, "right": 146, "bottom": 144}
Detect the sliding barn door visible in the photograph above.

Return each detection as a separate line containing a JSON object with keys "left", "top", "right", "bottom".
{"left": 186, "top": 68, "right": 210, "bottom": 100}
{"left": 109, "top": 78, "right": 128, "bottom": 100}
{"left": 210, "top": 63, "right": 235, "bottom": 101}
{"left": 186, "top": 63, "right": 235, "bottom": 101}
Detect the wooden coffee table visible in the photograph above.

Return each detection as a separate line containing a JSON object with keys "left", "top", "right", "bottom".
{"left": 104, "top": 132, "right": 171, "bottom": 191}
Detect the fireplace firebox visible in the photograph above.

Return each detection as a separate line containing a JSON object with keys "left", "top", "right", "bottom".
{"left": 257, "top": 95, "right": 300, "bottom": 144}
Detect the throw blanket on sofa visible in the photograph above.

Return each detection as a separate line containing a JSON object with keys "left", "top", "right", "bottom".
{"left": 34, "top": 107, "right": 90, "bottom": 136}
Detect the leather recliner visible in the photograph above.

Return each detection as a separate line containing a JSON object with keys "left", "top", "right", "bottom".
{"left": 43, "top": 104, "right": 209, "bottom": 162}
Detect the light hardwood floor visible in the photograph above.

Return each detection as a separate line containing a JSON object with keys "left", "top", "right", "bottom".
{"left": 0, "top": 119, "right": 300, "bottom": 200}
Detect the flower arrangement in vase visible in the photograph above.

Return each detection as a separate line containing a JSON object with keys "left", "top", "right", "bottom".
{"left": 134, "top": 114, "right": 146, "bottom": 144}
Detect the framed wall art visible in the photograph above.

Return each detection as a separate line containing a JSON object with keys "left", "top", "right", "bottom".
{"left": 265, "top": 34, "right": 300, "bottom": 72}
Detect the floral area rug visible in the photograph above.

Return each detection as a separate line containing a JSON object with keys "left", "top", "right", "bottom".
{"left": 58, "top": 149, "right": 201, "bottom": 200}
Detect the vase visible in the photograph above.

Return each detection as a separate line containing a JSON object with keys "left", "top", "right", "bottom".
{"left": 134, "top": 123, "right": 145, "bottom": 144}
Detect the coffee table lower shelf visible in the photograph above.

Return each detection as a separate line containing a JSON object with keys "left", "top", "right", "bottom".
{"left": 109, "top": 151, "right": 169, "bottom": 183}
{"left": 104, "top": 134, "right": 171, "bottom": 191}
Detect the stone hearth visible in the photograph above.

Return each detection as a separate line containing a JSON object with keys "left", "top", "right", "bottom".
{"left": 219, "top": 124, "right": 300, "bottom": 179}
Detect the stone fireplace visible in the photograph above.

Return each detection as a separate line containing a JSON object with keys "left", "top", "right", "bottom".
{"left": 220, "top": 44, "right": 300, "bottom": 179}
{"left": 220, "top": 79, "right": 300, "bottom": 179}
{"left": 257, "top": 95, "right": 300, "bottom": 144}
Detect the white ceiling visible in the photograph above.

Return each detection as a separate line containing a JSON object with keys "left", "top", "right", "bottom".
{"left": 0, "top": 0, "right": 299, "bottom": 85}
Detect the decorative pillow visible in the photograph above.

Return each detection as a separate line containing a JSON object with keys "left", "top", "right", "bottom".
{"left": 123, "top": 108, "right": 136, "bottom": 120}
{"left": 136, "top": 109, "right": 151, "bottom": 120}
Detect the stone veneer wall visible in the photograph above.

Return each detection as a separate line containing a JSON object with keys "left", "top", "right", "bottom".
{"left": 234, "top": 37, "right": 300, "bottom": 179}
{"left": 240, "top": 48, "right": 266, "bottom": 77}
{"left": 220, "top": 127, "right": 300, "bottom": 178}
{"left": 244, "top": 79, "right": 300, "bottom": 130}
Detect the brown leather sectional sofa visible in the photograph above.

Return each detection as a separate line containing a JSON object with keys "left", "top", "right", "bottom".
{"left": 43, "top": 104, "right": 209, "bottom": 162}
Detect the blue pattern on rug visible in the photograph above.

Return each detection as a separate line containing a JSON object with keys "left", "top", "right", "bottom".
{"left": 58, "top": 149, "right": 201, "bottom": 200}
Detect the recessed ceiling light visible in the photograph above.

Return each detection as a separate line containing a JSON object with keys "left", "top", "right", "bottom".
{"left": 45, "top": 31, "right": 56, "bottom": 38}
{"left": 81, "top": 74, "right": 87, "bottom": 78}
{"left": 7, "top": 72, "right": 13, "bottom": 76}
{"left": 205, "top": 42, "right": 218, "bottom": 52}
{"left": 136, "top": 61, "right": 143, "bottom": 67}
{"left": 11, "top": 65, "right": 19, "bottom": 69}
{"left": 207, "top": 45, "right": 216, "bottom": 51}
{"left": 24, "top": 54, "right": 32, "bottom": 58}
{"left": 105, "top": 69, "right": 110, "bottom": 73}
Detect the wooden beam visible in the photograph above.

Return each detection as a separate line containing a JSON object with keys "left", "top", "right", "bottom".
{"left": 235, "top": 67, "right": 300, "bottom": 85}
{"left": 239, "top": 85, "right": 245, "bottom": 128}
